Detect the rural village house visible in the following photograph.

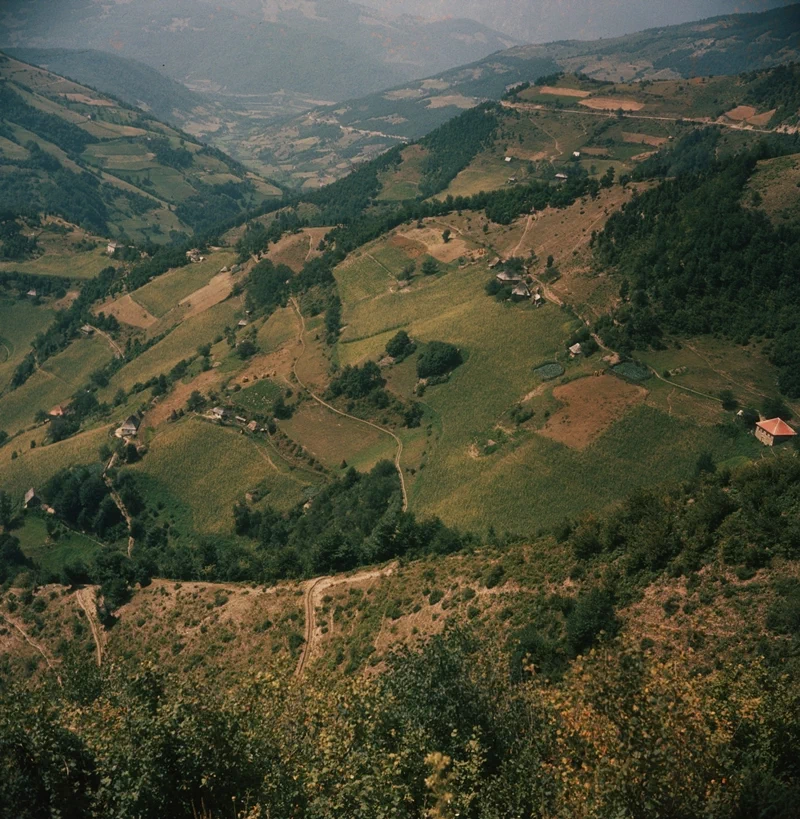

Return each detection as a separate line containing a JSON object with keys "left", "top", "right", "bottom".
{"left": 569, "top": 342, "right": 583, "bottom": 357}
{"left": 211, "top": 406, "right": 229, "bottom": 420}
{"left": 496, "top": 270, "right": 522, "bottom": 284}
{"left": 24, "top": 488, "right": 40, "bottom": 509}
{"left": 754, "top": 417, "right": 797, "bottom": 446}
{"left": 117, "top": 415, "right": 141, "bottom": 438}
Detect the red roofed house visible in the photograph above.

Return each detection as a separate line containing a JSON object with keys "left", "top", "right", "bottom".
{"left": 755, "top": 417, "right": 797, "bottom": 447}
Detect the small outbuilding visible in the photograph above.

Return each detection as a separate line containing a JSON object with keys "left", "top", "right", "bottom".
{"left": 107, "top": 241, "right": 119, "bottom": 256}
{"left": 237, "top": 319, "right": 249, "bottom": 328}
{"left": 512, "top": 283, "right": 531, "bottom": 299}
{"left": 755, "top": 417, "right": 797, "bottom": 447}
{"left": 24, "top": 488, "right": 41, "bottom": 509}
{"left": 504, "top": 156, "right": 512, "bottom": 163}
{"left": 555, "top": 173, "right": 569, "bottom": 182}
{"left": 27, "top": 289, "right": 37, "bottom": 297}
{"left": 211, "top": 406, "right": 229, "bottom": 420}
{"left": 80, "top": 324, "right": 94, "bottom": 336}
{"left": 247, "top": 420, "right": 259, "bottom": 432}
{"left": 49, "top": 405, "right": 66, "bottom": 418}
{"left": 569, "top": 342, "right": 583, "bottom": 357}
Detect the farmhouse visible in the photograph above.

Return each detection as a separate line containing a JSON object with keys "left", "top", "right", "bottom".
{"left": 247, "top": 420, "right": 259, "bottom": 432}
{"left": 117, "top": 414, "right": 141, "bottom": 438}
{"left": 27, "top": 289, "right": 37, "bottom": 297}
{"left": 49, "top": 405, "right": 66, "bottom": 418}
{"left": 488, "top": 257, "right": 502, "bottom": 269}
{"left": 512, "top": 283, "right": 531, "bottom": 299}
{"left": 533, "top": 292, "right": 544, "bottom": 306}
{"left": 107, "top": 241, "right": 119, "bottom": 256}
{"left": 24, "top": 488, "right": 41, "bottom": 509}
{"left": 573, "top": 151, "right": 581, "bottom": 158}
{"left": 496, "top": 270, "right": 523, "bottom": 284}
{"left": 211, "top": 406, "right": 229, "bottom": 420}
{"left": 80, "top": 324, "right": 94, "bottom": 336}
{"left": 237, "top": 319, "right": 249, "bottom": 328}
{"left": 555, "top": 173, "right": 569, "bottom": 182}
{"left": 755, "top": 417, "right": 797, "bottom": 446}
{"left": 569, "top": 343, "right": 583, "bottom": 357}
{"left": 505, "top": 156, "right": 512, "bottom": 163}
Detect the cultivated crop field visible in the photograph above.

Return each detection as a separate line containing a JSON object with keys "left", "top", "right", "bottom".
{"left": 0, "top": 299, "right": 54, "bottom": 392}
{"left": 132, "top": 251, "right": 237, "bottom": 318}
{"left": 131, "top": 417, "right": 312, "bottom": 533}
{"left": 0, "top": 426, "right": 110, "bottom": 499}
{"left": 0, "top": 336, "right": 113, "bottom": 436}
{"left": 101, "top": 300, "right": 240, "bottom": 396}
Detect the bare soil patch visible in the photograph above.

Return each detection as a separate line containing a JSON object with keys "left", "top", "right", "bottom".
{"left": 54, "top": 290, "right": 80, "bottom": 310}
{"left": 180, "top": 271, "right": 234, "bottom": 318}
{"left": 142, "top": 369, "right": 221, "bottom": 429}
{"left": 427, "top": 94, "right": 477, "bottom": 110}
{"left": 580, "top": 146, "right": 611, "bottom": 156}
{"left": 389, "top": 233, "right": 428, "bottom": 258}
{"left": 63, "top": 93, "right": 113, "bottom": 106}
{"left": 748, "top": 109, "right": 776, "bottom": 127}
{"left": 622, "top": 132, "right": 667, "bottom": 147}
{"left": 96, "top": 294, "right": 157, "bottom": 328}
{"left": 539, "top": 374, "right": 647, "bottom": 449}
{"left": 725, "top": 105, "right": 758, "bottom": 122}
{"left": 539, "top": 86, "right": 591, "bottom": 98}
{"left": 267, "top": 232, "right": 310, "bottom": 272}
{"left": 580, "top": 97, "right": 644, "bottom": 112}
{"left": 394, "top": 226, "right": 470, "bottom": 264}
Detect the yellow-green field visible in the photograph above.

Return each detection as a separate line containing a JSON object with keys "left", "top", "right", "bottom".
{"left": 16, "top": 515, "right": 104, "bottom": 574}
{"left": 0, "top": 336, "right": 113, "bottom": 435}
{"left": 0, "top": 299, "right": 55, "bottom": 392}
{"left": 131, "top": 251, "right": 237, "bottom": 318}
{"left": 131, "top": 417, "right": 311, "bottom": 533}
{"left": 102, "top": 300, "right": 239, "bottom": 396}
{"left": 0, "top": 426, "right": 110, "bottom": 500}
{"left": 332, "top": 226, "right": 766, "bottom": 534}
{"left": 0, "top": 245, "right": 111, "bottom": 279}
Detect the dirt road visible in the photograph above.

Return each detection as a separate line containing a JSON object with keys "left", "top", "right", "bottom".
{"left": 76, "top": 587, "right": 104, "bottom": 666}
{"left": 294, "top": 561, "right": 399, "bottom": 677}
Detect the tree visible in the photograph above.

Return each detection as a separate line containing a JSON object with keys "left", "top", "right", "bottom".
{"left": 0, "top": 490, "right": 14, "bottom": 530}
{"left": 417, "top": 342, "right": 463, "bottom": 379}
{"left": 385, "top": 330, "right": 416, "bottom": 361}
{"left": 186, "top": 391, "right": 206, "bottom": 412}
{"left": 441, "top": 229, "right": 451, "bottom": 244}
{"left": 421, "top": 257, "right": 440, "bottom": 276}
{"left": 762, "top": 396, "right": 792, "bottom": 420}
{"left": 237, "top": 339, "right": 258, "bottom": 360}
{"left": 719, "top": 389, "right": 738, "bottom": 411}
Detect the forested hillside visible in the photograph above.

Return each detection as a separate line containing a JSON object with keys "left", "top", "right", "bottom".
{"left": 0, "top": 54, "right": 280, "bottom": 243}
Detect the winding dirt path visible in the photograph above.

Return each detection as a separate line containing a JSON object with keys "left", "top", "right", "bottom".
{"left": 294, "top": 561, "right": 399, "bottom": 677}
{"left": 289, "top": 298, "right": 408, "bottom": 512}
{"left": 6, "top": 614, "right": 63, "bottom": 686}
{"left": 103, "top": 454, "right": 134, "bottom": 557}
{"left": 87, "top": 324, "right": 123, "bottom": 359}
{"left": 75, "top": 587, "right": 104, "bottom": 667}
{"left": 511, "top": 214, "right": 534, "bottom": 257}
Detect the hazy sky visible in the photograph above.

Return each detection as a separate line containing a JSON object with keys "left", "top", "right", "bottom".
{"left": 358, "top": 0, "right": 797, "bottom": 43}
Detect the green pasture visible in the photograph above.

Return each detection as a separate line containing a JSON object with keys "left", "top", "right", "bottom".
{"left": 0, "top": 245, "right": 110, "bottom": 279}
{"left": 16, "top": 515, "right": 104, "bottom": 576}
{"left": 0, "top": 299, "right": 55, "bottom": 392}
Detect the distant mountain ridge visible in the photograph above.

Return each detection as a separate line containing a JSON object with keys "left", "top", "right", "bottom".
{"left": 0, "top": 0, "right": 519, "bottom": 102}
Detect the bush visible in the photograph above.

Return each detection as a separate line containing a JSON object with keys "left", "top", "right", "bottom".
{"left": 565, "top": 588, "right": 618, "bottom": 656}
{"left": 385, "top": 330, "right": 416, "bottom": 361}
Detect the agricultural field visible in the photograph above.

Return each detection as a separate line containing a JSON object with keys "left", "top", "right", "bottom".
{"left": 0, "top": 336, "right": 113, "bottom": 437}
{"left": 101, "top": 299, "right": 240, "bottom": 397}
{"left": 0, "top": 299, "right": 54, "bottom": 392}
{"left": 131, "top": 251, "right": 237, "bottom": 318}
{"left": 330, "top": 214, "right": 770, "bottom": 534}
{"left": 130, "top": 417, "right": 313, "bottom": 534}
{"left": 377, "top": 145, "right": 427, "bottom": 201}
{"left": 0, "top": 242, "right": 111, "bottom": 280}
{"left": 0, "top": 426, "right": 110, "bottom": 500}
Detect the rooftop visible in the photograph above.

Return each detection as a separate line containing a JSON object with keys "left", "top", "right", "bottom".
{"left": 756, "top": 418, "right": 796, "bottom": 437}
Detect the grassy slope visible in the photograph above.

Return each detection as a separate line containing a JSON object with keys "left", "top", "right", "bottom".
{"left": 0, "top": 299, "right": 55, "bottom": 393}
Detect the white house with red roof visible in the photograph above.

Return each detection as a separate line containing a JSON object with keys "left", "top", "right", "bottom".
{"left": 754, "top": 417, "right": 797, "bottom": 447}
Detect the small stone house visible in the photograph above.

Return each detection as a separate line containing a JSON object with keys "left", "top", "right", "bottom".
{"left": 755, "top": 417, "right": 797, "bottom": 447}
{"left": 118, "top": 415, "right": 141, "bottom": 437}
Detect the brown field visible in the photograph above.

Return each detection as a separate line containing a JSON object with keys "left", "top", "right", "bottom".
{"left": 95, "top": 294, "right": 157, "bottom": 328}
{"left": 725, "top": 105, "right": 758, "bottom": 121}
{"left": 539, "top": 86, "right": 591, "bottom": 98}
{"left": 426, "top": 95, "right": 476, "bottom": 110}
{"left": 267, "top": 232, "right": 310, "bottom": 272}
{"left": 580, "top": 97, "right": 644, "bottom": 112}
{"left": 580, "top": 147, "right": 611, "bottom": 156}
{"left": 748, "top": 109, "right": 776, "bottom": 127}
{"left": 279, "top": 402, "right": 390, "bottom": 469}
{"left": 622, "top": 132, "right": 668, "bottom": 146}
{"left": 141, "top": 369, "right": 222, "bottom": 429}
{"left": 538, "top": 374, "right": 647, "bottom": 449}
{"left": 388, "top": 234, "right": 427, "bottom": 258}
{"left": 180, "top": 272, "right": 235, "bottom": 319}
{"left": 394, "top": 226, "right": 471, "bottom": 264}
